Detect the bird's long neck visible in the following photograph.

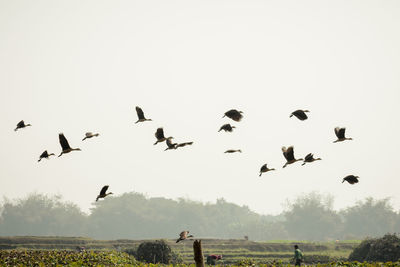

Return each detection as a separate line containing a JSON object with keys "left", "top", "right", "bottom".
{"left": 72, "top": 148, "right": 81, "bottom": 151}
{"left": 49, "top": 153, "right": 55, "bottom": 157}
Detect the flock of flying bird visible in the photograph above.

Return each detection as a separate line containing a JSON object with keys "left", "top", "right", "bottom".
{"left": 14, "top": 106, "right": 359, "bottom": 242}
{"left": 219, "top": 109, "right": 358, "bottom": 184}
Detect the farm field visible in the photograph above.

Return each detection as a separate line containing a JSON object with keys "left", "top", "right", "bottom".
{"left": 1, "top": 250, "right": 400, "bottom": 267}
{"left": 0, "top": 236, "right": 361, "bottom": 265}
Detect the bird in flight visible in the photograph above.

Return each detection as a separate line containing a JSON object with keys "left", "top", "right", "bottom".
{"left": 302, "top": 153, "right": 322, "bottom": 166}
{"left": 259, "top": 164, "right": 275, "bottom": 176}
{"left": 224, "top": 149, "right": 242, "bottom": 153}
{"left": 14, "top": 120, "right": 31, "bottom": 131}
{"left": 38, "top": 150, "right": 55, "bottom": 162}
{"left": 282, "top": 146, "right": 303, "bottom": 168}
{"left": 223, "top": 109, "right": 243, "bottom": 122}
{"left": 154, "top": 128, "right": 172, "bottom": 145}
{"left": 290, "top": 110, "right": 310, "bottom": 121}
{"left": 165, "top": 137, "right": 193, "bottom": 150}
{"left": 342, "top": 175, "right": 359, "bottom": 184}
{"left": 135, "top": 106, "right": 152, "bottom": 123}
{"left": 333, "top": 127, "right": 353, "bottom": 143}
{"left": 58, "top": 133, "right": 81, "bottom": 157}
{"left": 176, "top": 231, "right": 193, "bottom": 243}
{"left": 82, "top": 132, "right": 99, "bottom": 141}
{"left": 218, "top": 124, "right": 236, "bottom": 132}
{"left": 96, "top": 185, "right": 113, "bottom": 201}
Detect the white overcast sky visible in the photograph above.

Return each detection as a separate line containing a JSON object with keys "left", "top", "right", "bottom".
{"left": 1, "top": 0, "right": 399, "bottom": 215}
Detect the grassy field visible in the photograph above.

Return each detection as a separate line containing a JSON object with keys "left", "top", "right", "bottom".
{"left": 0, "top": 236, "right": 360, "bottom": 265}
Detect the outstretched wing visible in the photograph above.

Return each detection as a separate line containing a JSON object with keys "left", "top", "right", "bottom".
{"left": 260, "top": 164, "right": 267, "bottom": 172}
{"left": 59, "top": 133, "right": 71, "bottom": 150}
{"left": 17, "top": 120, "right": 25, "bottom": 128}
{"left": 155, "top": 128, "right": 165, "bottom": 140}
{"left": 136, "top": 106, "right": 145, "bottom": 120}
{"left": 335, "top": 127, "right": 341, "bottom": 138}
{"left": 304, "top": 153, "right": 314, "bottom": 161}
{"left": 219, "top": 124, "right": 231, "bottom": 132}
{"left": 100, "top": 185, "right": 109, "bottom": 195}
{"left": 225, "top": 109, "right": 243, "bottom": 122}
{"left": 283, "top": 146, "right": 295, "bottom": 161}
{"left": 338, "top": 128, "right": 346, "bottom": 139}
{"left": 180, "top": 231, "right": 188, "bottom": 239}
{"left": 292, "top": 110, "right": 307, "bottom": 120}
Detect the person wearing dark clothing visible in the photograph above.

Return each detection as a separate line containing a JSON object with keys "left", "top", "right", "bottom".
{"left": 294, "top": 245, "right": 304, "bottom": 266}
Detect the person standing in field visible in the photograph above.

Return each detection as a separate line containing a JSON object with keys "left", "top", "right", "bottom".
{"left": 293, "top": 245, "right": 304, "bottom": 266}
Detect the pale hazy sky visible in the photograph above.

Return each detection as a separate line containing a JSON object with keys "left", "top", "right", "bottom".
{"left": 1, "top": 0, "right": 400, "bottom": 215}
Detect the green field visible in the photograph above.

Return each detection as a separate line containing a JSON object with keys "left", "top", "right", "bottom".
{"left": 0, "top": 236, "right": 362, "bottom": 265}
{"left": 1, "top": 250, "right": 400, "bottom": 266}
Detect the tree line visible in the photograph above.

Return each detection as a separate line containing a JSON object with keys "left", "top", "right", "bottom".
{"left": 0, "top": 192, "right": 398, "bottom": 241}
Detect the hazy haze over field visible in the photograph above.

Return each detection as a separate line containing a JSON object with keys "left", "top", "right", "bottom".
{"left": 1, "top": 0, "right": 399, "bottom": 215}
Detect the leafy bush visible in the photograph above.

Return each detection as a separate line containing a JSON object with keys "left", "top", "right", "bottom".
{"left": 136, "top": 239, "right": 174, "bottom": 264}
{"left": 348, "top": 234, "right": 400, "bottom": 262}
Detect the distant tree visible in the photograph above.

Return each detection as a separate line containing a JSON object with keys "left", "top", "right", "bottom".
{"left": 283, "top": 192, "right": 341, "bottom": 240}
{"left": 341, "top": 198, "right": 398, "bottom": 239}
{"left": 0, "top": 193, "right": 87, "bottom": 236}
{"left": 87, "top": 193, "right": 286, "bottom": 240}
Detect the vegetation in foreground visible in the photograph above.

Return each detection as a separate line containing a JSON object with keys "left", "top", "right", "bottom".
{"left": 0, "top": 250, "right": 138, "bottom": 266}
{"left": 0, "top": 236, "right": 359, "bottom": 263}
{"left": 1, "top": 250, "right": 400, "bottom": 267}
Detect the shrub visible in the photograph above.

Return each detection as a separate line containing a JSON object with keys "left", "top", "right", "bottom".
{"left": 348, "top": 234, "right": 400, "bottom": 262}
{"left": 136, "top": 240, "right": 173, "bottom": 264}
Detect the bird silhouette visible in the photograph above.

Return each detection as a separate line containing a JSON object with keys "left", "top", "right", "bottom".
{"left": 223, "top": 109, "right": 243, "bottom": 122}
{"left": 282, "top": 146, "right": 303, "bottom": 168}
{"left": 96, "top": 185, "right": 113, "bottom": 201}
{"left": 334, "top": 127, "right": 353, "bottom": 143}
{"left": 154, "top": 128, "right": 172, "bottom": 145}
{"left": 176, "top": 231, "right": 193, "bottom": 243}
{"left": 14, "top": 120, "right": 31, "bottom": 131}
{"left": 58, "top": 133, "right": 81, "bottom": 157}
{"left": 224, "top": 149, "right": 242, "bottom": 153}
{"left": 259, "top": 164, "right": 275, "bottom": 176}
{"left": 342, "top": 175, "right": 359, "bottom": 184}
{"left": 82, "top": 132, "right": 99, "bottom": 141}
{"left": 135, "top": 106, "right": 152, "bottom": 123}
{"left": 219, "top": 124, "right": 236, "bottom": 132}
{"left": 38, "top": 150, "right": 55, "bottom": 162}
{"left": 302, "top": 153, "right": 322, "bottom": 166}
{"left": 290, "top": 110, "right": 310, "bottom": 121}
{"left": 165, "top": 137, "right": 193, "bottom": 150}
